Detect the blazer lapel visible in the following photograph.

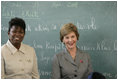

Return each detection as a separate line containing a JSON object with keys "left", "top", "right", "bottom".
{"left": 63, "top": 49, "right": 77, "bottom": 66}
{"left": 75, "top": 48, "right": 84, "bottom": 67}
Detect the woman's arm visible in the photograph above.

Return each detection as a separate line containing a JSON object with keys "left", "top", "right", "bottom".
{"left": 85, "top": 54, "right": 93, "bottom": 78}
{"left": 51, "top": 55, "right": 61, "bottom": 79}
{"left": 1, "top": 53, "right": 5, "bottom": 79}
{"left": 32, "top": 48, "right": 40, "bottom": 79}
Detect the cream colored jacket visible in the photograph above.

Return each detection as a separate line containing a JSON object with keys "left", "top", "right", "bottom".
{"left": 1, "top": 40, "right": 40, "bottom": 79}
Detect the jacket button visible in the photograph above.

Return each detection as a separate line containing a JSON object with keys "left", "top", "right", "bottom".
{"left": 75, "top": 70, "right": 77, "bottom": 72}
{"left": 21, "top": 69, "right": 24, "bottom": 71}
{"left": 19, "top": 59, "right": 22, "bottom": 62}
{"left": 74, "top": 75, "right": 77, "bottom": 77}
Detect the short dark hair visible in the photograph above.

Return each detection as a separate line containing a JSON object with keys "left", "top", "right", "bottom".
{"left": 8, "top": 17, "right": 26, "bottom": 33}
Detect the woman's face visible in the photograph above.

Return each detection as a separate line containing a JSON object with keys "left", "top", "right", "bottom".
{"left": 63, "top": 32, "right": 77, "bottom": 50}
{"left": 8, "top": 26, "right": 25, "bottom": 46}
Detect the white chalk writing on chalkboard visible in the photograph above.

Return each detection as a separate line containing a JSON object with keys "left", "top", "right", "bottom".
{"left": 40, "top": 53, "right": 52, "bottom": 65}
{"left": 67, "top": 2, "right": 78, "bottom": 8}
{"left": 51, "top": 24, "right": 57, "bottom": 30}
{"left": 32, "top": 39, "right": 117, "bottom": 52}
{"left": 33, "top": 40, "right": 43, "bottom": 49}
{"left": 40, "top": 70, "right": 51, "bottom": 76}
{"left": 26, "top": 24, "right": 32, "bottom": 32}
{"left": 11, "top": 2, "right": 22, "bottom": 7}
{"left": 35, "top": 24, "right": 49, "bottom": 32}
{"left": 1, "top": 25, "right": 8, "bottom": 31}
{"left": 96, "top": 40, "right": 111, "bottom": 51}
{"left": 2, "top": 2, "right": 22, "bottom": 7}
{"left": 1, "top": 17, "right": 97, "bottom": 31}
{"left": 52, "top": 2, "right": 79, "bottom": 8}
{"left": 22, "top": 10, "right": 39, "bottom": 18}
{"left": 2, "top": 7, "right": 15, "bottom": 17}
{"left": 80, "top": 45, "right": 96, "bottom": 51}
{"left": 45, "top": 41, "right": 64, "bottom": 52}
{"left": 34, "top": 24, "right": 57, "bottom": 32}
{"left": 52, "top": 2, "right": 62, "bottom": 8}
{"left": 103, "top": 72, "right": 117, "bottom": 78}
{"left": 76, "top": 17, "right": 97, "bottom": 30}
{"left": 79, "top": 40, "right": 116, "bottom": 51}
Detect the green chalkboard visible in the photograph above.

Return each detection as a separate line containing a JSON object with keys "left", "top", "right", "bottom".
{"left": 1, "top": 1, "right": 117, "bottom": 79}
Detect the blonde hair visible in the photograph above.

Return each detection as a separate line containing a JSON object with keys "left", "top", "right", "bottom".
{"left": 60, "top": 23, "right": 79, "bottom": 42}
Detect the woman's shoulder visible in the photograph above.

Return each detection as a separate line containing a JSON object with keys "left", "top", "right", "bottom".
{"left": 57, "top": 50, "right": 65, "bottom": 56}
{"left": 1, "top": 44, "right": 11, "bottom": 56}
{"left": 21, "top": 43, "right": 36, "bottom": 55}
{"left": 53, "top": 50, "right": 65, "bottom": 62}
{"left": 54, "top": 50, "right": 65, "bottom": 58}
{"left": 1, "top": 44, "right": 7, "bottom": 51}
{"left": 22, "top": 43, "right": 34, "bottom": 50}
{"left": 1, "top": 44, "right": 7, "bottom": 48}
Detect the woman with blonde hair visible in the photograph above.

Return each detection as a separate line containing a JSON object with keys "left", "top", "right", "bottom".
{"left": 52, "top": 23, "right": 93, "bottom": 79}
